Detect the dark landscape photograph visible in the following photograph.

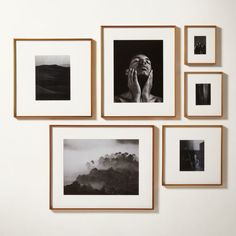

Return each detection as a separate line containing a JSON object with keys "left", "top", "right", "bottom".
{"left": 196, "top": 83, "right": 211, "bottom": 105}
{"left": 194, "top": 36, "right": 206, "bottom": 54}
{"left": 180, "top": 140, "right": 205, "bottom": 171}
{"left": 64, "top": 139, "right": 139, "bottom": 195}
{"left": 35, "top": 55, "right": 70, "bottom": 100}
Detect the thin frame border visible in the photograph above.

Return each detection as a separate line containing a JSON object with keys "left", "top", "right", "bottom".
{"left": 184, "top": 25, "right": 217, "bottom": 66}
{"left": 162, "top": 125, "right": 223, "bottom": 187}
{"left": 101, "top": 25, "right": 177, "bottom": 119}
{"left": 184, "top": 72, "right": 223, "bottom": 118}
{"left": 49, "top": 124, "right": 155, "bottom": 211}
{"left": 14, "top": 38, "right": 94, "bottom": 119}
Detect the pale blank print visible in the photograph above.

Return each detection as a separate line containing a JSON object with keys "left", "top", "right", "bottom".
{"left": 35, "top": 55, "right": 70, "bottom": 101}
{"left": 64, "top": 139, "right": 139, "bottom": 195}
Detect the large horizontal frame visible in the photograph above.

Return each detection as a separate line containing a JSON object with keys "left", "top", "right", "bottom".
{"left": 49, "top": 125, "right": 155, "bottom": 211}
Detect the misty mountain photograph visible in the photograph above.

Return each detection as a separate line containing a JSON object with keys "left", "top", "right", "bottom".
{"left": 64, "top": 139, "right": 139, "bottom": 195}
{"left": 35, "top": 55, "right": 70, "bottom": 100}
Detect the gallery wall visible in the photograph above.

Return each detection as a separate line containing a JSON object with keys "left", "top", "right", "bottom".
{"left": 0, "top": 0, "right": 235, "bottom": 235}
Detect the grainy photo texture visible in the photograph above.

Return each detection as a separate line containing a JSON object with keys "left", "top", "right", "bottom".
{"left": 196, "top": 83, "right": 211, "bottom": 105}
{"left": 64, "top": 139, "right": 139, "bottom": 195}
{"left": 194, "top": 36, "right": 206, "bottom": 54}
{"left": 35, "top": 55, "right": 70, "bottom": 100}
{"left": 180, "top": 140, "right": 204, "bottom": 171}
{"left": 114, "top": 40, "right": 163, "bottom": 103}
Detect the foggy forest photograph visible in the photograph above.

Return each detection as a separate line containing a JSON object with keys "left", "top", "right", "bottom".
{"left": 64, "top": 139, "right": 139, "bottom": 195}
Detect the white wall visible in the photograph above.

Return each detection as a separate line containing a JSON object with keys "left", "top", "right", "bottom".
{"left": 0, "top": 0, "right": 235, "bottom": 235}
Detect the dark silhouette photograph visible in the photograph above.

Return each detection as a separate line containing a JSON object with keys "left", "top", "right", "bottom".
{"left": 196, "top": 83, "right": 211, "bottom": 105}
{"left": 64, "top": 139, "right": 139, "bottom": 195}
{"left": 180, "top": 140, "right": 205, "bottom": 171}
{"left": 194, "top": 36, "right": 206, "bottom": 54}
{"left": 114, "top": 40, "right": 163, "bottom": 103}
{"left": 35, "top": 55, "right": 70, "bottom": 100}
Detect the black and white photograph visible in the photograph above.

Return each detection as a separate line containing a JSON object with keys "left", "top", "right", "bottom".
{"left": 50, "top": 125, "right": 153, "bottom": 209}
{"left": 180, "top": 140, "right": 205, "bottom": 171}
{"left": 35, "top": 55, "right": 70, "bottom": 100}
{"left": 102, "top": 26, "right": 176, "bottom": 117}
{"left": 185, "top": 72, "right": 223, "bottom": 118}
{"left": 194, "top": 36, "right": 206, "bottom": 54}
{"left": 185, "top": 25, "right": 216, "bottom": 65}
{"left": 162, "top": 125, "right": 223, "bottom": 186}
{"left": 64, "top": 139, "right": 139, "bottom": 195}
{"left": 195, "top": 83, "right": 211, "bottom": 105}
{"left": 114, "top": 40, "right": 163, "bottom": 103}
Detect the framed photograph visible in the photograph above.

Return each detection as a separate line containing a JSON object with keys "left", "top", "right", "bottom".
{"left": 184, "top": 72, "right": 223, "bottom": 118}
{"left": 162, "top": 125, "right": 223, "bottom": 186}
{"left": 50, "top": 125, "right": 154, "bottom": 210}
{"left": 101, "top": 25, "right": 176, "bottom": 118}
{"left": 184, "top": 25, "right": 217, "bottom": 65}
{"left": 14, "top": 38, "right": 93, "bottom": 118}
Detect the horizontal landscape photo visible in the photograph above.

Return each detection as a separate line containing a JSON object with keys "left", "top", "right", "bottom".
{"left": 64, "top": 139, "right": 139, "bottom": 195}
{"left": 35, "top": 55, "right": 70, "bottom": 100}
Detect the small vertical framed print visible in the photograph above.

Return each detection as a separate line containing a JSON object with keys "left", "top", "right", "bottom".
{"left": 101, "top": 25, "right": 176, "bottom": 118}
{"left": 50, "top": 125, "right": 154, "bottom": 210}
{"left": 184, "top": 25, "right": 217, "bottom": 65}
{"left": 184, "top": 72, "right": 223, "bottom": 118}
{"left": 14, "top": 38, "right": 93, "bottom": 118}
{"left": 162, "top": 125, "right": 223, "bottom": 186}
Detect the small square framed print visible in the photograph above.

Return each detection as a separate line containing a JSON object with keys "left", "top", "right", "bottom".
{"left": 184, "top": 72, "right": 223, "bottom": 118}
{"left": 184, "top": 25, "right": 217, "bottom": 65}
{"left": 50, "top": 125, "right": 154, "bottom": 210}
{"left": 14, "top": 38, "right": 93, "bottom": 118}
{"left": 101, "top": 25, "right": 176, "bottom": 118}
{"left": 162, "top": 125, "right": 223, "bottom": 186}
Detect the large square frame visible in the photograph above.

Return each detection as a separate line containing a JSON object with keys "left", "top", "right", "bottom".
{"left": 14, "top": 38, "right": 93, "bottom": 119}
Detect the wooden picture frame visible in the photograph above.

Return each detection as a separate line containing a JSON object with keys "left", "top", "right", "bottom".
{"left": 14, "top": 38, "right": 93, "bottom": 119}
{"left": 184, "top": 72, "right": 223, "bottom": 118}
{"left": 101, "top": 25, "right": 176, "bottom": 118}
{"left": 50, "top": 125, "right": 154, "bottom": 210}
{"left": 184, "top": 25, "right": 217, "bottom": 65}
{"left": 162, "top": 125, "right": 223, "bottom": 186}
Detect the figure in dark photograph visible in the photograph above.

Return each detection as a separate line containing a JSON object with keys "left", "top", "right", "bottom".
{"left": 180, "top": 140, "right": 204, "bottom": 171}
{"left": 114, "top": 40, "right": 163, "bottom": 103}
{"left": 64, "top": 139, "right": 139, "bottom": 195}
{"left": 35, "top": 55, "right": 70, "bottom": 100}
{"left": 196, "top": 83, "right": 211, "bottom": 105}
{"left": 194, "top": 36, "right": 206, "bottom": 54}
